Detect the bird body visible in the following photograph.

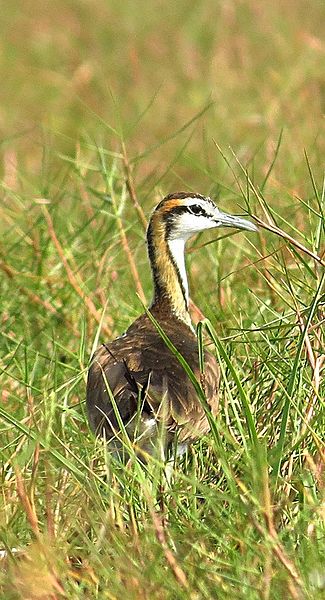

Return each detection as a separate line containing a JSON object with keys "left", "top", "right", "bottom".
{"left": 87, "top": 307, "right": 219, "bottom": 455}
{"left": 86, "top": 192, "right": 257, "bottom": 459}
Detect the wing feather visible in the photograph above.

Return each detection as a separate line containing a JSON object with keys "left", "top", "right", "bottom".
{"left": 86, "top": 313, "right": 220, "bottom": 450}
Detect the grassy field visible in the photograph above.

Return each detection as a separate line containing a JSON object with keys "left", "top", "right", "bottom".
{"left": 1, "top": 1, "right": 324, "bottom": 598}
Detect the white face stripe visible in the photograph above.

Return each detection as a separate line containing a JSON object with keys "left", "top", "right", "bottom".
{"left": 179, "top": 196, "right": 217, "bottom": 212}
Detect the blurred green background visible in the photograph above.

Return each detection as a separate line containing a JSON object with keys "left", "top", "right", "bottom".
{"left": 1, "top": 3, "right": 325, "bottom": 598}
{"left": 1, "top": 0, "right": 324, "bottom": 189}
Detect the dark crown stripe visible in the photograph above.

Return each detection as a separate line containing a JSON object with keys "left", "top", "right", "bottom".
{"left": 163, "top": 191, "right": 206, "bottom": 201}
{"left": 154, "top": 191, "right": 209, "bottom": 213}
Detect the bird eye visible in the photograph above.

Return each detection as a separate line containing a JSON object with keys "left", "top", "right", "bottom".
{"left": 188, "top": 204, "right": 205, "bottom": 216}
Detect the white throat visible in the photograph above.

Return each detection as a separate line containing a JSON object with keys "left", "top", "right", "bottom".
{"left": 167, "top": 237, "right": 189, "bottom": 303}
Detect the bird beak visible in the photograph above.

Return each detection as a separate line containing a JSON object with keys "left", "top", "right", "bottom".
{"left": 215, "top": 210, "right": 258, "bottom": 232}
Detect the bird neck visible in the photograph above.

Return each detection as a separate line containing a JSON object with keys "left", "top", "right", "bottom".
{"left": 147, "top": 217, "right": 192, "bottom": 328}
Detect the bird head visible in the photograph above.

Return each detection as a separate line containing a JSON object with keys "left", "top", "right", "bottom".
{"left": 153, "top": 192, "right": 257, "bottom": 241}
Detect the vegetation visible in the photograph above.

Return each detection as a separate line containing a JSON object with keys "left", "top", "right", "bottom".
{"left": 0, "top": 1, "right": 324, "bottom": 598}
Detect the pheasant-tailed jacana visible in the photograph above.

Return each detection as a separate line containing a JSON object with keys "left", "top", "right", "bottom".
{"left": 86, "top": 192, "right": 257, "bottom": 458}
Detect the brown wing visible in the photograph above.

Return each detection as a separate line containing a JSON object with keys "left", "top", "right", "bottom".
{"left": 86, "top": 313, "right": 219, "bottom": 451}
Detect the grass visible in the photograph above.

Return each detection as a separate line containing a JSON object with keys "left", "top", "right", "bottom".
{"left": 1, "top": 1, "right": 325, "bottom": 598}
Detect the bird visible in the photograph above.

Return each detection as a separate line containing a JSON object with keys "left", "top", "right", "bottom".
{"left": 86, "top": 192, "right": 257, "bottom": 461}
